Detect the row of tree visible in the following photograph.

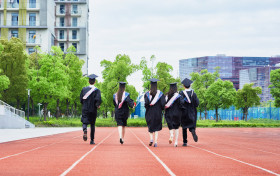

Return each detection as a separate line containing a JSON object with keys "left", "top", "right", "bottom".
{"left": 0, "top": 38, "right": 87, "bottom": 120}
{"left": 1, "top": 38, "right": 279, "bottom": 121}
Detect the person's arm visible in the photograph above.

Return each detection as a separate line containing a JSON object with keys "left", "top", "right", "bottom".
{"left": 80, "top": 88, "right": 84, "bottom": 104}
{"left": 144, "top": 94, "right": 149, "bottom": 109}
{"left": 95, "top": 89, "right": 102, "bottom": 107}
{"left": 126, "top": 95, "right": 135, "bottom": 108}
{"left": 160, "top": 94, "right": 166, "bottom": 110}
{"left": 193, "top": 92, "right": 199, "bottom": 108}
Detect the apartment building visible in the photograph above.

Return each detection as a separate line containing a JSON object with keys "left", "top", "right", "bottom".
{"left": 0, "top": 0, "right": 55, "bottom": 54}
{"left": 0, "top": 0, "right": 89, "bottom": 74}
{"left": 54, "top": 0, "right": 89, "bottom": 74}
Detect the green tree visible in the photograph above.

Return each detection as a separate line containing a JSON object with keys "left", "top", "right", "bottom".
{"left": 0, "top": 38, "right": 28, "bottom": 108}
{"left": 269, "top": 69, "right": 280, "bottom": 107}
{"left": 235, "top": 83, "right": 262, "bottom": 121}
{"left": 190, "top": 68, "right": 220, "bottom": 119}
{"left": 63, "top": 46, "right": 87, "bottom": 117}
{"left": 100, "top": 54, "right": 139, "bottom": 118}
{"left": 140, "top": 56, "right": 180, "bottom": 93}
{"left": 205, "top": 79, "right": 236, "bottom": 122}
{"left": 29, "top": 46, "right": 68, "bottom": 120}
{"left": 0, "top": 44, "right": 10, "bottom": 98}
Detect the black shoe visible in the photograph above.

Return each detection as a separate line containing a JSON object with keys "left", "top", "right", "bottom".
{"left": 120, "top": 138, "right": 124, "bottom": 144}
{"left": 182, "top": 143, "right": 187, "bottom": 147}
{"left": 90, "top": 140, "right": 95, "bottom": 145}
{"left": 83, "top": 131, "right": 87, "bottom": 141}
{"left": 191, "top": 130, "right": 198, "bottom": 142}
{"left": 149, "top": 140, "right": 153, "bottom": 146}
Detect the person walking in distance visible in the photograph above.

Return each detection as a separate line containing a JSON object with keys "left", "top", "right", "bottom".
{"left": 80, "top": 74, "right": 102, "bottom": 145}
{"left": 165, "top": 83, "right": 183, "bottom": 147}
{"left": 180, "top": 78, "right": 199, "bottom": 147}
{"left": 144, "top": 78, "right": 166, "bottom": 147}
{"left": 113, "top": 82, "right": 135, "bottom": 144}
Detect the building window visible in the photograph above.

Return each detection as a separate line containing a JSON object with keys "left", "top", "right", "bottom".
{"left": 8, "top": 0, "right": 19, "bottom": 8}
{"left": 12, "top": 13, "right": 18, "bottom": 26}
{"left": 11, "top": 30, "right": 18, "bottom": 38}
{"left": 29, "top": 30, "right": 36, "bottom": 43}
{"left": 59, "top": 43, "right": 65, "bottom": 52}
{"left": 60, "top": 5, "right": 65, "bottom": 14}
{"left": 72, "top": 43, "right": 77, "bottom": 50}
{"left": 72, "top": 17, "right": 77, "bottom": 27}
{"left": 60, "top": 17, "right": 64, "bottom": 27}
{"left": 28, "top": 48, "right": 35, "bottom": 54}
{"left": 29, "top": 0, "right": 36, "bottom": 8}
{"left": 29, "top": 13, "right": 36, "bottom": 26}
{"left": 72, "top": 30, "right": 77, "bottom": 39}
{"left": 72, "top": 4, "right": 78, "bottom": 14}
{"left": 59, "top": 30, "right": 64, "bottom": 39}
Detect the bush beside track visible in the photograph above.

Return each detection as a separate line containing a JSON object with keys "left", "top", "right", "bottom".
{"left": 27, "top": 117, "right": 280, "bottom": 127}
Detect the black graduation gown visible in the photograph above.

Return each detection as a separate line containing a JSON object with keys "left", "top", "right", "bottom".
{"left": 165, "top": 95, "right": 183, "bottom": 130}
{"left": 113, "top": 94, "right": 134, "bottom": 126}
{"left": 80, "top": 86, "right": 102, "bottom": 124}
{"left": 144, "top": 92, "right": 166, "bottom": 133}
{"left": 179, "top": 90, "right": 199, "bottom": 129}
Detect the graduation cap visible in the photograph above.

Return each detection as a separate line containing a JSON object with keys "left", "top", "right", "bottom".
{"left": 149, "top": 78, "right": 159, "bottom": 83}
{"left": 87, "top": 74, "right": 98, "bottom": 79}
{"left": 181, "top": 78, "right": 193, "bottom": 87}
{"left": 119, "top": 82, "right": 126, "bottom": 87}
{"left": 170, "top": 82, "right": 177, "bottom": 88}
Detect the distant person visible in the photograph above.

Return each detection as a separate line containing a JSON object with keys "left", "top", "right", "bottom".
{"left": 113, "top": 82, "right": 136, "bottom": 144}
{"left": 165, "top": 83, "right": 183, "bottom": 147}
{"left": 144, "top": 78, "right": 166, "bottom": 147}
{"left": 80, "top": 74, "right": 102, "bottom": 145}
{"left": 180, "top": 78, "right": 199, "bottom": 147}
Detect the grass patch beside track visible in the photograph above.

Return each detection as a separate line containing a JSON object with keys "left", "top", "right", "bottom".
{"left": 27, "top": 116, "right": 280, "bottom": 127}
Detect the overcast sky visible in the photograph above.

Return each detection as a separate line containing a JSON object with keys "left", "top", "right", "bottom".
{"left": 88, "top": 0, "right": 280, "bottom": 92}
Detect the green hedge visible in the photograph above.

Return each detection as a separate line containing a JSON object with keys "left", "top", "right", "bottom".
{"left": 27, "top": 117, "right": 280, "bottom": 128}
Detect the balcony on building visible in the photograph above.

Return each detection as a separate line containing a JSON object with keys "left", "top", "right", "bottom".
{"left": 26, "top": 3, "right": 40, "bottom": 11}
{"left": 54, "top": 0, "right": 87, "bottom": 4}
{"left": 26, "top": 34, "right": 41, "bottom": 47}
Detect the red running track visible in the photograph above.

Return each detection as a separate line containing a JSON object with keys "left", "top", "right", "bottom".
{"left": 0, "top": 127, "right": 279, "bottom": 176}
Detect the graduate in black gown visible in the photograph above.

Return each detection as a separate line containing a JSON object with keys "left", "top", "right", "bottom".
{"left": 144, "top": 78, "right": 166, "bottom": 147}
{"left": 180, "top": 78, "right": 199, "bottom": 146}
{"left": 165, "top": 83, "right": 183, "bottom": 147}
{"left": 113, "top": 82, "right": 135, "bottom": 144}
{"left": 80, "top": 74, "right": 102, "bottom": 145}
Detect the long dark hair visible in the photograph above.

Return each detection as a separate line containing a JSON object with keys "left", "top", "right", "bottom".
{"left": 167, "top": 86, "right": 177, "bottom": 101}
{"left": 117, "top": 84, "right": 125, "bottom": 102}
{"left": 150, "top": 82, "right": 157, "bottom": 97}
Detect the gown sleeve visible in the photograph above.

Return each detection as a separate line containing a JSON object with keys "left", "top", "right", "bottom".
{"left": 113, "top": 96, "right": 117, "bottom": 107}
{"left": 144, "top": 94, "right": 150, "bottom": 109}
{"left": 126, "top": 95, "right": 135, "bottom": 108}
{"left": 192, "top": 92, "right": 199, "bottom": 108}
{"left": 95, "top": 89, "right": 102, "bottom": 107}
{"left": 160, "top": 94, "right": 166, "bottom": 110}
{"left": 80, "top": 88, "right": 84, "bottom": 104}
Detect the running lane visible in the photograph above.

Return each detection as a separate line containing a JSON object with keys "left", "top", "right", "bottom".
{"left": 64, "top": 127, "right": 171, "bottom": 176}
{"left": 0, "top": 128, "right": 113, "bottom": 175}
{"left": 131, "top": 127, "right": 280, "bottom": 176}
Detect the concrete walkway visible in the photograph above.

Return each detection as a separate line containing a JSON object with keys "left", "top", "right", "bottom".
{"left": 0, "top": 127, "right": 81, "bottom": 143}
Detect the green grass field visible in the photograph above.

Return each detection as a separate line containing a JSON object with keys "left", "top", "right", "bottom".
{"left": 27, "top": 116, "right": 280, "bottom": 127}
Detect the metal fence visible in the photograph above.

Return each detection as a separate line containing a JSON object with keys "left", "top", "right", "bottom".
{"left": 200, "top": 106, "right": 280, "bottom": 120}
{"left": 0, "top": 100, "right": 25, "bottom": 118}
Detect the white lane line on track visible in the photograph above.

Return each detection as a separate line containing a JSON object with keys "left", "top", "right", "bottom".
{"left": 60, "top": 131, "right": 115, "bottom": 176}
{"left": 0, "top": 135, "right": 81, "bottom": 161}
{"left": 130, "top": 129, "right": 176, "bottom": 176}
{"left": 189, "top": 144, "right": 280, "bottom": 176}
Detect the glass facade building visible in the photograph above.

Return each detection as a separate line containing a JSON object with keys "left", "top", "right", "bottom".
{"left": 179, "top": 55, "right": 280, "bottom": 90}
{"left": 240, "top": 66, "right": 280, "bottom": 102}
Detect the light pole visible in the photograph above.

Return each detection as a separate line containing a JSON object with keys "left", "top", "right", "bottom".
{"left": 27, "top": 89, "right": 31, "bottom": 121}
{"left": 38, "top": 103, "right": 42, "bottom": 119}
